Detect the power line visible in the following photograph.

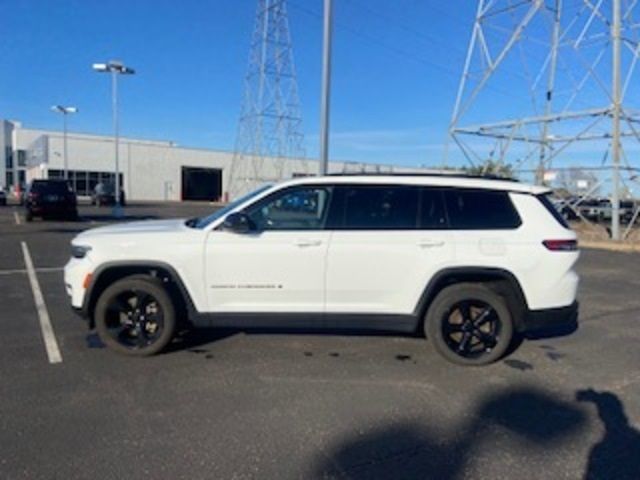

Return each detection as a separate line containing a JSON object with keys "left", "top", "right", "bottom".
{"left": 288, "top": 0, "right": 535, "bottom": 104}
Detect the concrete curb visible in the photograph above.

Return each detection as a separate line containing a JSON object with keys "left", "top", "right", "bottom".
{"left": 579, "top": 240, "right": 640, "bottom": 253}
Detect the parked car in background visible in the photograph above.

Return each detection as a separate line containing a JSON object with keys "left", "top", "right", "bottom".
{"left": 24, "top": 180, "right": 78, "bottom": 221}
{"left": 91, "top": 182, "right": 126, "bottom": 207}
{"left": 551, "top": 196, "right": 579, "bottom": 221}
{"left": 0, "top": 188, "right": 6, "bottom": 206}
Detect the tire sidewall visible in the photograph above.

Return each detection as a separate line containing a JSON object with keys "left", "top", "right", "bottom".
{"left": 426, "top": 284, "right": 514, "bottom": 366}
{"left": 95, "top": 277, "right": 176, "bottom": 356}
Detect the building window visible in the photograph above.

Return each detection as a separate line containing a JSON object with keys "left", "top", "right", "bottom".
{"left": 17, "top": 150, "right": 26, "bottom": 167}
{"left": 5, "top": 147, "right": 13, "bottom": 169}
{"left": 5, "top": 171, "right": 13, "bottom": 188}
{"left": 49, "top": 169, "right": 123, "bottom": 196}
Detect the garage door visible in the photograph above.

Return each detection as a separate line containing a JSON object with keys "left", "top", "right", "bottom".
{"left": 181, "top": 167, "right": 223, "bottom": 201}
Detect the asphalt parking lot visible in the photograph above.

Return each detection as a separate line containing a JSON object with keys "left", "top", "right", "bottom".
{"left": 1, "top": 202, "right": 639, "bottom": 479}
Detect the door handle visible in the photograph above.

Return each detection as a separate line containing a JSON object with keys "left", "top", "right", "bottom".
{"left": 419, "top": 239, "right": 445, "bottom": 248}
{"left": 295, "top": 239, "right": 323, "bottom": 247}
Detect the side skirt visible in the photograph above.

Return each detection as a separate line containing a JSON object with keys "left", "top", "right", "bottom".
{"left": 189, "top": 312, "right": 420, "bottom": 334}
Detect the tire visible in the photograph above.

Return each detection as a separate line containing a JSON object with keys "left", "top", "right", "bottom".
{"left": 425, "top": 283, "right": 514, "bottom": 366}
{"left": 25, "top": 211, "right": 33, "bottom": 222}
{"left": 95, "top": 275, "right": 176, "bottom": 356}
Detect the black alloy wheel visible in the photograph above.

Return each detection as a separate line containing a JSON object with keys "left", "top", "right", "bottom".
{"left": 104, "top": 289, "right": 165, "bottom": 349}
{"left": 95, "top": 275, "right": 176, "bottom": 356}
{"left": 426, "top": 283, "right": 514, "bottom": 366}
{"left": 441, "top": 300, "right": 500, "bottom": 360}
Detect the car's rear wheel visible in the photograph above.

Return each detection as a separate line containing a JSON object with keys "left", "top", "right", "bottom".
{"left": 95, "top": 275, "right": 176, "bottom": 356}
{"left": 425, "top": 283, "right": 513, "bottom": 366}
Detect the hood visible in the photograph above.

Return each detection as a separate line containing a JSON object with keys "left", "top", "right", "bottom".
{"left": 75, "top": 218, "right": 188, "bottom": 240}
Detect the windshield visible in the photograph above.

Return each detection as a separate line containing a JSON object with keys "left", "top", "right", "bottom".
{"left": 191, "top": 184, "right": 272, "bottom": 229}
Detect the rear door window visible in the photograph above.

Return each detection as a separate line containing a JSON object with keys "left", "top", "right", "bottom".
{"left": 419, "top": 188, "right": 447, "bottom": 229}
{"left": 444, "top": 189, "right": 521, "bottom": 230}
{"left": 334, "top": 185, "right": 419, "bottom": 230}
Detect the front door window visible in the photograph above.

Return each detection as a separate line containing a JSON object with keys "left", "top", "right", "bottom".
{"left": 246, "top": 187, "right": 331, "bottom": 231}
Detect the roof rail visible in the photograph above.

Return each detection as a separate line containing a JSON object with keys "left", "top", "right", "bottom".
{"left": 324, "top": 172, "right": 520, "bottom": 182}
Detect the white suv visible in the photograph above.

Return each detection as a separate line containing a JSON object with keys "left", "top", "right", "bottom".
{"left": 65, "top": 174, "right": 579, "bottom": 365}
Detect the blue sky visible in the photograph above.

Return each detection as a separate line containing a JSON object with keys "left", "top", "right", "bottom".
{"left": 7, "top": 0, "right": 634, "bottom": 176}
{"left": 0, "top": 0, "right": 482, "bottom": 168}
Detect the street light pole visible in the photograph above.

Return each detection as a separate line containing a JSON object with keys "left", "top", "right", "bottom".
{"left": 92, "top": 60, "right": 135, "bottom": 218}
{"left": 50, "top": 105, "right": 78, "bottom": 181}
{"left": 319, "top": 0, "right": 333, "bottom": 176}
{"left": 111, "top": 68, "right": 120, "bottom": 214}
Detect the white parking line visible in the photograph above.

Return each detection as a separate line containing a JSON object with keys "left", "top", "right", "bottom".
{"left": 20, "top": 242, "right": 62, "bottom": 364}
{"left": 13, "top": 210, "right": 21, "bottom": 225}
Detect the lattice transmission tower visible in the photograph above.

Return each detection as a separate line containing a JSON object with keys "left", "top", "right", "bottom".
{"left": 226, "top": 0, "right": 307, "bottom": 199}
{"left": 449, "top": 0, "right": 640, "bottom": 239}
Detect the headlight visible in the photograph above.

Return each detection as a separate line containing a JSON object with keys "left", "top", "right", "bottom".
{"left": 71, "top": 245, "right": 92, "bottom": 259}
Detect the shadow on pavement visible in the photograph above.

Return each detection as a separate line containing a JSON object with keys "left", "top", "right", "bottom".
{"left": 164, "top": 328, "right": 240, "bottom": 354}
{"left": 313, "top": 386, "right": 589, "bottom": 479}
{"left": 577, "top": 389, "right": 640, "bottom": 480}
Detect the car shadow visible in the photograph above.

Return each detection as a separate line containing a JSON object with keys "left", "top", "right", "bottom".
{"left": 312, "top": 386, "right": 640, "bottom": 479}
{"left": 164, "top": 328, "right": 240, "bottom": 354}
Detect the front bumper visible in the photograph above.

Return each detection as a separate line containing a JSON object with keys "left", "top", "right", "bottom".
{"left": 521, "top": 301, "right": 579, "bottom": 339}
{"left": 64, "top": 257, "right": 93, "bottom": 310}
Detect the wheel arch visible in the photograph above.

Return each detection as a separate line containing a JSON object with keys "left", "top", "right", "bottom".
{"left": 414, "top": 267, "right": 529, "bottom": 332}
{"left": 83, "top": 261, "right": 197, "bottom": 329}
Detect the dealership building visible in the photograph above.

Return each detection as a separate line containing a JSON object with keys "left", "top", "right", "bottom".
{"left": 0, "top": 119, "right": 427, "bottom": 202}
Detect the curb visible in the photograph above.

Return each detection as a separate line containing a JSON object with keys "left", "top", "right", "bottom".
{"left": 579, "top": 240, "right": 640, "bottom": 253}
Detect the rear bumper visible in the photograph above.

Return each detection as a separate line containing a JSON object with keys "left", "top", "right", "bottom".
{"left": 521, "top": 301, "right": 579, "bottom": 339}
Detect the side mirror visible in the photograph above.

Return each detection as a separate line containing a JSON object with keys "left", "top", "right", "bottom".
{"left": 222, "top": 212, "right": 254, "bottom": 234}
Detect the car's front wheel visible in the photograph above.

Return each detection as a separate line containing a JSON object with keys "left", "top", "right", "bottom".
{"left": 425, "top": 283, "right": 514, "bottom": 366}
{"left": 94, "top": 275, "right": 176, "bottom": 356}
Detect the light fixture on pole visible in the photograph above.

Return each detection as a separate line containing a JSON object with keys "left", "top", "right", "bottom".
{"left": 50, "top": 105, "right": 78, "bottom": 181}
{"left": 92, "top": 60, "right": 135, "bottom": 218}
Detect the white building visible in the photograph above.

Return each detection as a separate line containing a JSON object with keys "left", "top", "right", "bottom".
{"left": 0, "top": 119, "right": 429, "bottom": 201}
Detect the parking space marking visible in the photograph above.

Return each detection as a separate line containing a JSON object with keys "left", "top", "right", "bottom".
{"left": 20, "top": 241, "right": 63, "bottom": 364}
{"left": 13, "top": 210, "right": 21, "bottom": 225}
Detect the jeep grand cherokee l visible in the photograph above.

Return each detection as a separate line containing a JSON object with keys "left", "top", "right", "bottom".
{"left": 65, "top": 174, "right": 579, "bottom": 366}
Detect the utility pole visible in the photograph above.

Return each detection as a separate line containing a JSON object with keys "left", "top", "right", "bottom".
{"left": 319, "top": 0, "right": 333, "bottom": 176}
{"left": 611, "top": 0, "right": 622, "bottom": 240}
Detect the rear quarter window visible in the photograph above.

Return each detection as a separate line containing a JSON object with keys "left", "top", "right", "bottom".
{"left": 537, "top": 194, "right": 570, "bottom": 229}
{"left": 444, "top": 189, "right": 521, "bottom": 230}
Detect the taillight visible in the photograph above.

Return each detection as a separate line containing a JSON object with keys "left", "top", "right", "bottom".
{"left": 543, "top": 239, "right": 578, "bottom": 251}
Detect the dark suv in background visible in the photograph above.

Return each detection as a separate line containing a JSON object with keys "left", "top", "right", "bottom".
{"left": 24, "top": 180, "right": 78, "bottom": 221}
